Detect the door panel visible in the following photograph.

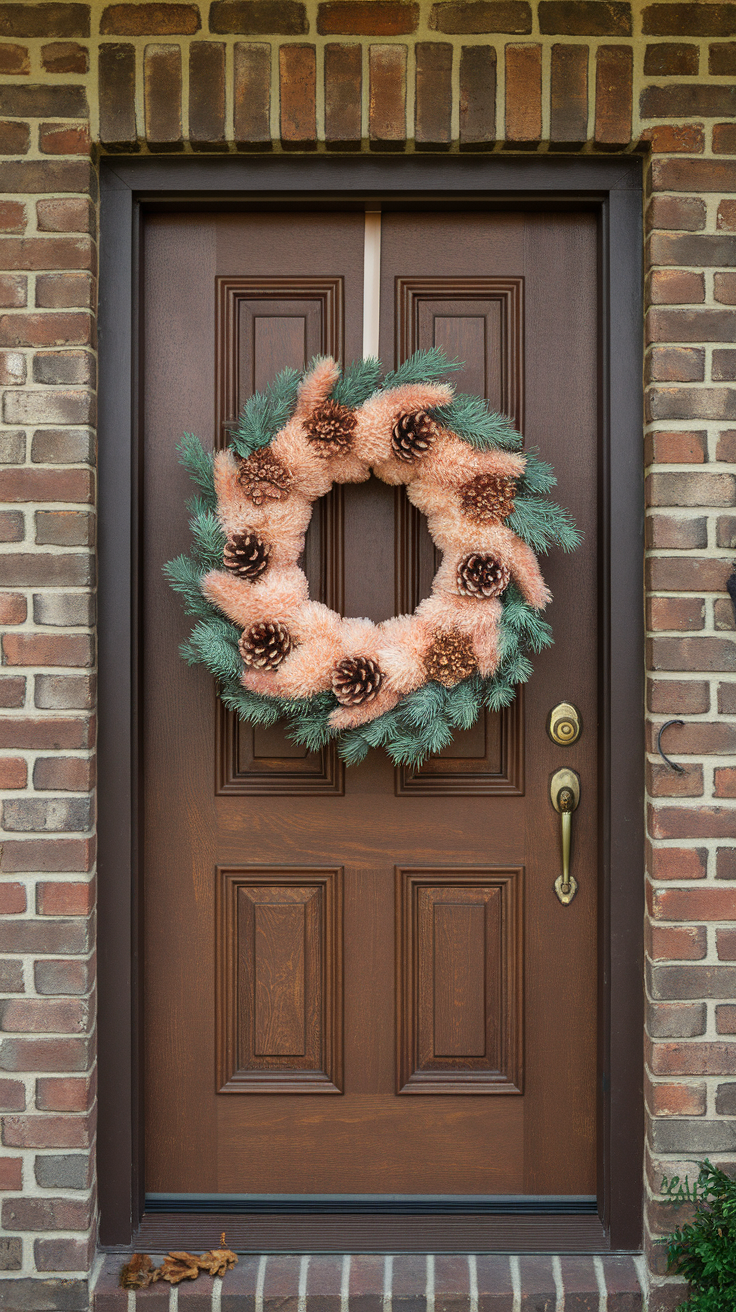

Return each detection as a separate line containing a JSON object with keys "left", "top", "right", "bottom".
{"left": 142, "top": 209, "right": 598, "bottom": 1200}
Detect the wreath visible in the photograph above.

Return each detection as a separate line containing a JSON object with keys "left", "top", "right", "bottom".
{"left": 165, "top": 349, "right": 579, "bottom": 768}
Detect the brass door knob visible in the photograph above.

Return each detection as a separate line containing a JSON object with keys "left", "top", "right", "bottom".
{"left": 547, "top": 702, "right": 582, "bottom": 746}
{"left": 550, "top": 768, "right": 581, "bottom": 905}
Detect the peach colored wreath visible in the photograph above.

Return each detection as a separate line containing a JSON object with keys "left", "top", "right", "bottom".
{"left": 200, "top": 357, "right": 551, "bottom": 734}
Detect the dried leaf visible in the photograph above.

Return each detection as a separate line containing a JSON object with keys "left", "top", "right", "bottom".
{"left": 120, "top": 1253, "right": 160, "bottom": 1290}
{"left": 160, "top": 1251, "right": 202, "bottom": 1284}
{"left": 198, "top": 1248, "right": 238, "bottom": 1278}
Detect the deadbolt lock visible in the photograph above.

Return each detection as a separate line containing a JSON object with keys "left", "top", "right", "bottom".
{"left": 547, "top": 702, "right": 582, "bottom": 746}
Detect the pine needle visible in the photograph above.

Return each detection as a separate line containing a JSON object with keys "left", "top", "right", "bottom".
{"left": 188, "top": 502, "right": 226, "bottom": 569}
{"left": 518, "top": 448, "right": 556, "bottom": 495}
{"left": 177, "top": 433, "right": 216, "bottom": 506}
{"left": 338, "top": 731, "right": 371, "bottom": 765}
{"left": 332, "top": 358, "right": 382, "bottom": 408}
{"left": 508, "top": 497, "right": 582, "bottom": 554}
{"left": 228, "top": 366, "right": 301, "bottom": 458}
{"left": 382, "top": 347, "right": 462, "bottom": 390}
{"left": 162, "top": 555, "right": 212, "bottom": 618}
{"left": 431, "top": 395, "right": 522, "bottom": 451}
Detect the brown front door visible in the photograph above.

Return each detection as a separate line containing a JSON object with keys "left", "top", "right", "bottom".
{"left": 142, "top": 209, "right": 599, "bottom": 1203}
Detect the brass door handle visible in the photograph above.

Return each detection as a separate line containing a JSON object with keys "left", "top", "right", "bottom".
{"left": 550, "top": 768, "right": 580, "bottom": 905}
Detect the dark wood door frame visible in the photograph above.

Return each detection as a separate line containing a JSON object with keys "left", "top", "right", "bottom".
{"left": 97, "top": 155, "right": 644, "bottom": 1252}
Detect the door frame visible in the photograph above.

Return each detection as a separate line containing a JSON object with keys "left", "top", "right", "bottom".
{"left": 97, "top": 155, "right": 644, "bottom": 1252}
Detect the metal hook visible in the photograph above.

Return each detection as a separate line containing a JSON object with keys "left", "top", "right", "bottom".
{"left": 657, "top": 719, "right": 684, "bottom": 774}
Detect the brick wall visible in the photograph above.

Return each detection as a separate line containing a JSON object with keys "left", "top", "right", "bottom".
{"left": 1, "top": 0, "right": 736, "bottom": 1308}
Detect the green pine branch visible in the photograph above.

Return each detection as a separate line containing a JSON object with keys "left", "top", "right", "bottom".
{"left": 177, "top": 433, "right": 216, "bottom": 507}
{"left": 507, "top": 496, "right": 582, "bottom": 554}
{"left": 431, "top": 395, "right": 523, "bottom": 451}
{"left": 162, "top": 554, "right": 212, "bottom": 618}
{"left": 332, "top": 358, "right": 383, "bottom": 408}
{"left": 188, "top": 500, "right": 226, "bottom": 570}
{"left": 382, "top": 347, "right": 462, "bottom": 390}
{"left": 518, "top": 448, "right": 556, "bottom": 495}
{"left": 228, "top": 366, "right": 301, "bottom": 458}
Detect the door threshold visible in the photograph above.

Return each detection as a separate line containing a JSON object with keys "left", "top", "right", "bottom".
{"left": 145, "top": 1194, "right": 598, "bottom": 1215}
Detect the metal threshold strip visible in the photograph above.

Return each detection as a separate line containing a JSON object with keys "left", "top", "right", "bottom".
{"left": 145, "top": 1195, "right": 598, "bottom": 1216}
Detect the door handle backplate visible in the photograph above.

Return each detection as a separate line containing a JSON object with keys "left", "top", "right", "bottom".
{"left": 550, "top": 767, "right": 581, "bottom": 905}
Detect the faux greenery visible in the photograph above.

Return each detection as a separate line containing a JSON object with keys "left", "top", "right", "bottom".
{"left": 662, "top": 1160, "right": 736, "bottom": 1310}
{"left": 164, "top": 352, "right": 580, "bottom": 767}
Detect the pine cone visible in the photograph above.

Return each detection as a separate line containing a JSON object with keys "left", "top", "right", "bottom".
{"left": 332, "top": 656, "right": 383, "bottom": 706}
{"left": 223, "top": 530, "right": 270, "bottom": 581}
{"left": 391, "top": 410, "right": 438, "bottom": 463}
{"left": 236, "top": 450, "right": 291, "bottom": 505}
{"left": 239, "top": 621, "right": 292, "bottom": 670}
{"left": 424, "top": 629, "right": 478, "bottom": 686}
{"left": 457, "top": 553, "right": 510, "bottom": 599}
{"left": 459, "top": 473, "right": 516, "bottom": 524}
{"left": 304, "top": 400, "right": 357, "bottom": 457}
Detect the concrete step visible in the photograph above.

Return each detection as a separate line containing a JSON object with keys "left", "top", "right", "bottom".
{"left": 92, "top": 1252, "right": 646, "bottom": 1311}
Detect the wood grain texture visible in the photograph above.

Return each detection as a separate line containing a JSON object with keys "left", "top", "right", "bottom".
{"left": 217, "top": 867, "right": 343, "bottom": 1093}
{"left": 397, "top": 868, "right": 524, "bottom": 1094}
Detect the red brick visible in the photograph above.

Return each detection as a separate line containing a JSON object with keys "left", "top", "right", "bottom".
{"left": 714, "top": 274, "right": 736, "bottom": 308}
{"left": 2, "top": 634, "right": 93, "bottom": 669}
{"left": 647, "top": 761, "right": 703, "bottom": 797}
{"left": 649, "top": 1040, "right": 736, "bottom": 1077}
{"left": 717, "top": 928, "right": 736, "bottom": 959}
{"left": 0, "top": 886, "right": 25, "bottom": 916}
{"left": 650, "top": 805, "right": 736, "bottom": 841}
{"left": 0, "top": 760, "right": 27, "bottom": 792}
{"left": 595, "top": 44, "right": 632, "bottom": 145}
{"left": 2, "top": 160, "right": 92, "bottom": 195}
{"left": 369, "top": 43, "right": 406, "bottom": 144}
{"left": 647, "top": 923, "right": 707, "bottom": 960}
{"left": 324, "top": 43, "right": 362, "bottom": 147}
{"left": 0, "top": 312, "right": 91, "bottom": 348}
{"left": 0, "top": 5, "right": 90, "bottom": 38}
{"left": 647, "top": 386, "right": 736, "bottom": 422}
{"left": 644, "top": 5, "right": 736, "bottom": 37}
{"left": 539, "top": 1, "right": 630, "bottom": 34}
{"left": 210, "top": 1, "right": 308, "bottom": 33}
{"left": 35, "top": 1075, "right": 93, "bottom": 1113}
{"left": 33, "top": 758, "right": 93, "bottom": 793}
{"left": 0, "top": 594, "right": 25, "bottom": 626}
{"left": 647, "top": 1078, "right": 706, "bottom": 1116}
{"left": 646, "top": 514, "right": 707, "bottom": 550}
{"left": 0, "top": 1036, "right": 91, "bottom": 1073}
{"left": 0, "top": 84, "right": 87, "bottom": 119}
{"left": 459, "top": 44, "right": 496, "bottom": 145}
{"left": 41, "top": 41, "right": 88, "bottom": 73}
{"left": 233, "top": 41, "right": 271, "bottom": 146}
{"left": 643, "top": 84, "right": 736, "bottom": 118}
{"left": 0, "top": 999, "right": 87, "bottom": 1035}
{"left": 647, "top": 678, "right": 709, "bottom": 714}
{"left": 99, "top": 41, "right": 136, "bottom": 148}
{"left": 648, "top": 270, "right": 705, "bottom": 304}
{"left": 713, "top": 122, "right": 736, "bottom": 154}
{"left": 0, "top": 1158, "right": 21, "bottom": 1192}
{"left": 429, "top": 1, "right": 531, "bottom": 32}
{"left": 652, "top": 886, "right": 736, "bottom": 922}
{"left": 643, "top": 124, "right": 704, "bottom": 154}
{"left": 0, "top": 679, "right": 25, "bottom": 709}
{"left": 2, "top": 1196, "right": 90, "bottom": 1232}
{"left": 37, "top": 882, "right": 94, "bottom": 917}
{"left": 36, "top": 272, "right": 94, "bottom": 310}
{"left": 647, "top": 471, "right": 734, "bottom": 506}
{"left": 279, "top": 44, "right": 317, "bottom": 147}
{"left": 39, "top": 124, "right": 91, "bottom": 156}
{"left": 189, "top": 41, "right": 226, "bottom": 149}
{"left": 0, "top": 43, "right": 29, "bottom": 74}
{"left": 35, "top": 1236, "right": 94, "bottom": 1273}
{"left": 0, "top": 838, "right": 94, "bottom": 874}
{"left": 0, "top": 1081, "right": 24, "bottom": 1112}
{"left": 650, "top": 846, "right": 707, "bottom": 880}
{"left": 0, "top": 203, "right": 25, "bottom": 236}
{"left": 100, "top": 3, "right": 201, "bottom": 34}
{"left": 710, "top": 41, "right": 736, "bottom": 73}
{"left": 318, "top": 1, "right": 419, "bottom": 33}
{"left": 646, "top": 346, "right": 704, "bottom": 381}
{"left": 144, "top": 43, "right": 183, "bottom": 148}
{"left": 654, "top": 158, "right": 736, "bottom": 194}
{"left": 717, "top": 1005, "right": 736, "bottom": 1034}
{"left": 647, "top": 596, "right": 703, "bottom": 631}
{"left": 719, "top": 200, "right": 736, "bottom": 231}
{"left": 0, "top": 718, "right": 91, "bottom": 751}
{"left": 649, "top": 637, "right": 736, "bottom": 674}
{"left": 646, "top": 195, "right": 706, "bottom": 233}
{"left": 0, "top": 351, "right": 24, "bottom": 387}
{"left": 715, "top": 597, "right": 736, "bottom": 631}
{"left": 716, "top": 768, "right": 736, "bottom": 797}
{"left": 35, "top": 958, "right": 93, "bottom": 997}
{"left": 505, "top": 43, "right": 541, "bottom": 143}
{"left": 645, "top": 430, "right": 706, "bottom": 463}
{"left": 0, "top": 275, "right": 25, "bottom": 309}
{"left": 644, "top": 42, "right": 698, "bottom": 75}
{"left": 0, "top": 468, "right": 92, "bottom": 504}
{"left": 0, "top": 121, "right": 29, "bottom": 155}
{"left": 718, "top": 681, "right": 736, "bottom": 713}
{"left": 415, "top": 42, "right": 452, "bottom": 146}
{"left": 647, "top": 556, "right": 732, "bottom": 591}
{"left": 36, "top": 198, "right": 94, "bottom": 235}
{"left": 550, "top": 44, "right": 587, "bottom": 147}
{"left": 649, "top": 307, "right": 736, "bottom": 343}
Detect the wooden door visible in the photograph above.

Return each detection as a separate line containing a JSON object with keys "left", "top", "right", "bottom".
{"left": 141, "top": 210, "right": 599, "bottom": 1205}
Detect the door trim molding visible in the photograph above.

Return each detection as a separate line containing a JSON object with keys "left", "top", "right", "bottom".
{"left": 97, "top": 154, "right": 644, "bottom": 1252}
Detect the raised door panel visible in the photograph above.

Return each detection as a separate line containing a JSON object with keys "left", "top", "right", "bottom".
{"left": 397, "top": 868, "right": 523, "bottom": 1095}
{"left": 395, "top": 278, "right": 525, "bottom": 794}
{"left": 215, "top": 278, "right": 345, "bottom": 794}
{"left": 216, "top": 867, "right": 343, "bottom": 1093}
